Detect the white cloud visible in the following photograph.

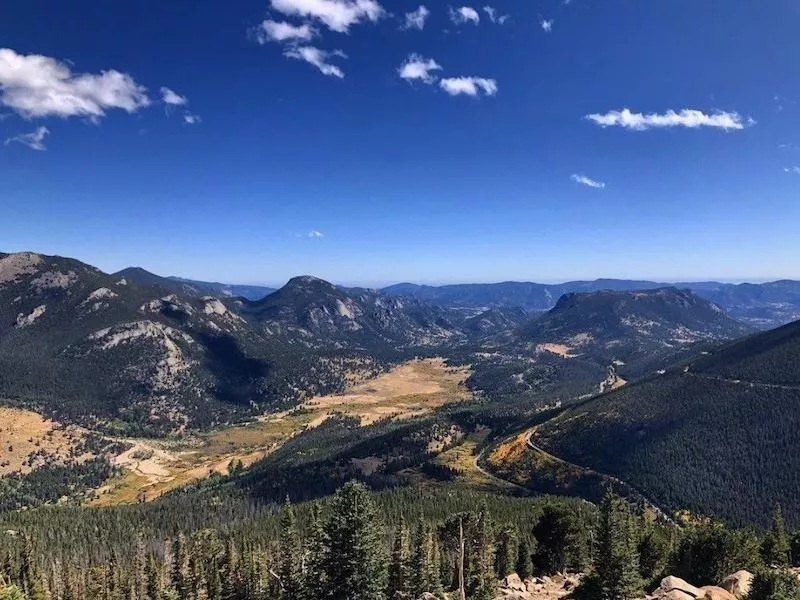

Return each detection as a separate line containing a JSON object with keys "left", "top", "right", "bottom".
{"left": 584, "top": 108, "right": 754, "bottom": 131}
{"left": 270, "top": 0, "right": 384, "bottom": 33}
{"left": 183, "top": 113, "right": 201, "bottom": 125}
{"left": 0, "top": 48, "right": 150, "bottom": 120}
{"left": 398, "top": 54, "right": 442, "bottom": 84}
{"left": 4, "top": 125, "right": 49, "bottom": 150}
{"left": 784, "top": 166, "right": 800, "bottom": 175}
{"left": 440, "top": 76, "right": 497, "bottom": 97}
{"left": 284, "top": 46, "right": 346, "bottom": 78}
{"left": 402, "top": 5, "right": 430, "bottom": 30}
{"left": 570, "top": 173, "right": 605, "bottom": 189}
{"left": 257, "top": 20, "right": 317, "bottom": 43}
{"left": 449, "top": 6, "right": 480, "bottom": 25}
{"left": 540, "top": 19, "right": 553, "bottom": 32}
{"left": 482, "top": 6, "right": 508, "bottom": 24}
{"left": 308, "top": 230, "right": 325, "bottom": 238}
{"left": 160, "top": 87, "right": 187, "bottom": 106}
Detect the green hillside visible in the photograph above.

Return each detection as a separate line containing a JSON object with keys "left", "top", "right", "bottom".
{"left": 531, "top": 319, "right": 800, "bottom": 527}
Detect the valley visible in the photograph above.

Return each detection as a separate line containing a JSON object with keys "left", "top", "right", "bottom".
{"left": 92, "top": 357, "right": 471, "bottom": 505}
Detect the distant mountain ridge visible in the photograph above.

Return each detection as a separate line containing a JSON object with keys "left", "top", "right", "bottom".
{"left": 382, "top": 279, "right": 800, "bottom": 329}
{"left": 513, "top": 287, "right": 754, "bottom": 374}
{"left": 114, "top": 267, "right": 275, "bottom": 300}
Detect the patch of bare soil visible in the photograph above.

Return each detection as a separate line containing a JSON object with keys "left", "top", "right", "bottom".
{"left": 0, "top": 407, "right": 91, "bottom": 475}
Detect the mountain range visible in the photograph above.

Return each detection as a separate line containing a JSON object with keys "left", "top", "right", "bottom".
{"left": 0, "top": 250, "right": 760, "bottom": 438}
{"left": 383, "top": 279, "right": 800, "bottom": 329}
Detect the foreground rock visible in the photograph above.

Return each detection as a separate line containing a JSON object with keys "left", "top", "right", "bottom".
{"left": 653, "top": 574, "right": 751, "bottom": 600}
{"left": 494, "top": 572, "right": 581, "bottom": 599}
{"left": 718, "top": 571, "right": 753, "bottom": 598}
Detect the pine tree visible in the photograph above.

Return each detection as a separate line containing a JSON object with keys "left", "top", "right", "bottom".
{"left": 323, "top": 481, "right": 387, "bottom": 600}
{"left": 762, "top": 504, "right": 791, "bottom": 567}
{"left": 221, "top": 537, "right": 239, "bottom": 600}
{"left": 278, "top": 500, "right": 303, "bottom": 600}
{"left": 594, "top": 492, "right": 643, "bottom": 600}
{"left": 146, "top": 553, "right": 163, "bottom": 600}
{"left": 495, "top": 526, "right": 517, "bottom": 578}
{"left": 516, "top": 538, "right": 533, "bottom": 580}
{"left": 468, "top": 506, "right": 495, "bottom": 600}
{"left": 387, "top": 518, "right": 412, "bottom": 600}
{"left": 411, "top": 520, "right": 434, "bottom": 598}
{"left": 171, "top": 534, "right": 192, "bottom": 599}
{"left": 303, "top": 504, "right": 327, "bottom": 600}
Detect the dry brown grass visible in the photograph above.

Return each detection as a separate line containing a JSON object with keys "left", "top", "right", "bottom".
{"left": 94, "top": 358, "right": 472, "bottom": 505}
{"left": 0, "top": 407, "right": 90, "bottom": 475}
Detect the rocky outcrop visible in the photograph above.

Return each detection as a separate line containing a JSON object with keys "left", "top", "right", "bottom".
{"left": 493, "top": 573, "right": 581, "bottom": 599}
{"left": 718, "top": 571, "right": 752, "bottom": 598}
{"left": 656, "top": 576, "right": 703, "bottom": 600}
{"left": 697, "top": 586, "right": 737, "bottom": 600}
{"left": 652, "top": 574, "right": 751, "bottom": 600}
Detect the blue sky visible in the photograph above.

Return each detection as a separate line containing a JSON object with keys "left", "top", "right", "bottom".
{"left": 1, "top": 0, "right": 799, "bottom": 287}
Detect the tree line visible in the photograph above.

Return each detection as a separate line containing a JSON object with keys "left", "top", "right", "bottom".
{"left": 4, "top": 482, "right": 800, "bottom": 600}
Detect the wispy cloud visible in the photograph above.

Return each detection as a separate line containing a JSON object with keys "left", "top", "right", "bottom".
{"left": 585, "top": 108, "right": 754, "bottom": 131}
{"left": 570, "top": 173, "right": 605, "bottom": 189}
{"left": 308, "top": 230, "right": 325, "bottom": 238}
{"left": 270, "top": 0, "right": 384, "bottom": 33}
{"left": 398, "top": 54, "right": 442, "bottom": 84}
{"left": 256, "top": 20, "right": 317, "bottom": 43}
{"left": 784, "top": 166, "right": 800, "bottom": 175}
{"left": 402, "top": 5, "right": 430, "bottom": 30}
{"left": 284, "top": 46, "right": 346, "bottom": 78}
{"left": 4, "top": 125, "right": 49, "bottom": 150}
{"left": 0, "top": 48, "right": 150, "bottom": 120}
{"left": 183, "top": 113, "right": 201, "bottom": 125}
{"left": 540, "top": 19, "right": 553, "bottom": 32}
{"left": 482, "top": 6, "right": 509, "bottom": 24}
{"left": 440, "top": 76, "right": 497, "bottom": 97}
{"left": 449, "top": 6, "right": 480, "bottom": 25}
{"left": 160, "top": 87, "right": 187, "bottom": 106}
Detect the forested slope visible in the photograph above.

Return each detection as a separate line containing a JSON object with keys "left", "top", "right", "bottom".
{"left": 532, "top": 319, "right": 800, "bottom": 527}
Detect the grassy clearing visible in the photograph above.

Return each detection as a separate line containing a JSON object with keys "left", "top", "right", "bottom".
{"left": 93, "top": 358, "right": 471, "bottom": 505}
{"left": 0, "top": 407, "right": 91, "bottom": 476}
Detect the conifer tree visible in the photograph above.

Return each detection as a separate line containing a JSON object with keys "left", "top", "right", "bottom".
{"left": 762, "top": 504, "right": 791, "bottom": 567}
{"left": 594, "top": 492, "right": 643, "bottom": 600}
{"left": 303, "top": 504, "right": 327, "bottom": 600}
{"left": 278, "top": 500, "right": 303, "bottom": 600}
{"left": 516, "top": 538, "right": 533, "bottom": 580}
{"left": 468, "top": 506, "right": 495, "bottom": 600}
{"left": 146, "top": 553, "right": 162, "bottom": 600}
{"left": 323, "top": 481, "right": 386, "bottom": 600}
{"left": 387, "top": 518, "right": 412, "bottom": 600}
{"left": 495, "top": 526, "right": 517, "bottom": 578}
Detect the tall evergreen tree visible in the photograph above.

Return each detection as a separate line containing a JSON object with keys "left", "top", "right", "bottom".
{"left": 278, "top": 500, "right": 303, "bottom": 600}
{"left": 387, "top": 518, "right": 412, "bottom": 600}
{"left": 303, "top": 504, "right": 327, "bottom": 600}
{"left": 594, "top": 493, "right": 643, "bottom": 600}
{"left": 495, "top": 526, "right": 517, "bottom": 578}
{"left": 323, "top": 481, "right": 387, "bottom": 600}
{"left": 762, "top": 504, "right": 791, "bottom": 567}
{"left": 468, "top": 505, "right": 495, "bottom": 600}
{"left": 515, "top": 538, "right": 533, "bottom": 580}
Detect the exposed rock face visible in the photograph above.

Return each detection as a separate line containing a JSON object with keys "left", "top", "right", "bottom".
{"left": 718, "top": 571, "right": 752, "bottom": 598}
{"left": 655, "top": 576, "right": 703, "bottom": 600}
{"left": 697, "top": 586, "right": 737, "bottom": 600}
{"left": 652, "top": 574, "right": 750, "bottom": 600}
{"left": 0, "top": 252, "right": 43, "bottom": 285}
{"left": 15, "top": 304, "right": 46, "bottom": 327}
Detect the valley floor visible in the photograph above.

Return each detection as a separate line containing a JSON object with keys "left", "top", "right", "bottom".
{"left": 92, "top": 357, "right": 472, "bottom": 505}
